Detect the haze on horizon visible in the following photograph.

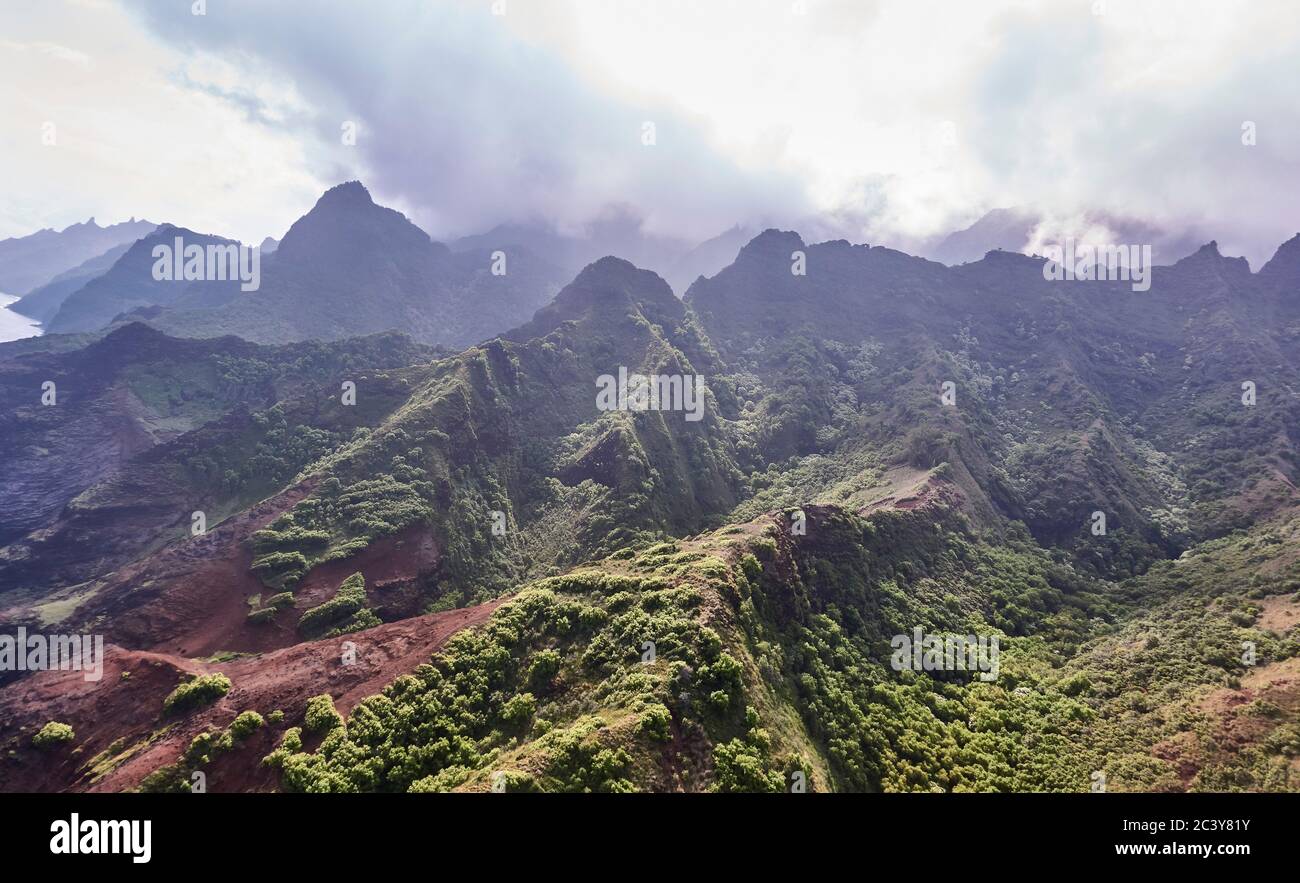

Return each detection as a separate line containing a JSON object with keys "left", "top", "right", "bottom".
{"left": 2, "top": 0, "right": 1298, "bottom": 267}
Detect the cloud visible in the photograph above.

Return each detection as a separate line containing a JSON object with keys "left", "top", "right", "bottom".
{"left": 0, "top": 0, "right": 319, "bottom": 243}
{"left": 475, "top": 0, "right": 1300, "bottom": 265}
{"left": 0, "top": 39, "right": 93, "bottom": 68}
{"left": 949, "top": 1, "right": 1300, "bottom": 266}
{"left": 4, "top": 0, "right": 1298, "bottom": 266}
{"left": 125, "top": 0, "right": 813, "bottom": 243}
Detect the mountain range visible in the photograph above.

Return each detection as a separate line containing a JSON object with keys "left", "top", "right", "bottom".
{"left": 1, "top": 194, "right": 1298, "bottom": 793}
{"left": 0, "top": 218, "right": 157, "bottom": 297}
{"left": 1, "top": 190, "right": 1229, "bottom": 352}
{"left": 0, "top": 186, "right": 760, "bottom": 348}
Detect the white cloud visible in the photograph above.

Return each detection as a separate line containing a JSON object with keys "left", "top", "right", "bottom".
{"left": 0, "top": 0, "right": 320, "bottom": 243}
{"left": 498, "top": 0, "right": 1300, "bottom": 263}
{"left": 2, "top": 0, "right": 1297, "bottom": 265}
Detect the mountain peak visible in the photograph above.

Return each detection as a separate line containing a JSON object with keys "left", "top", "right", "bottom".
{"left": 1259, "top": 233, "right": 1300, "bottom": 283}
{"left": 1169, "top": 239, "right": 1251, "bottom": 278}
{"left": 274, "top": 180, "right": 433, "bottom": 268}
{"left": 738, "top": 229, "right": 806, "bottom": 261}
{"left": 507, "top": 256, "right": 680, "bottom": 343}
{"left": 314, "top": 180, "right": 375, "bottom": 210}
{"left": 142, "top": 223, "right": 216, "bottom": 242}
{"left": 569, "top": 256, "right": 677, "bottom": 311}
{"left": 980, "top": 247, "right": 1040, "bottom": 264}
{"left": 101, "top": 320, "right": 168, "bottom": 342}
{"left": 575, "top": 254, "right": 643, "bottom": 280}
{"left": 1176, "top": 240, "right": 1225, "bottom": 264}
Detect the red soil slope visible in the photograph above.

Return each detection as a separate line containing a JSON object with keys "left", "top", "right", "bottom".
{"left": 0, "top": 599, "right": 502, "bottom": 793}
{"left": 11, "top": 477, "right": 442, "bottom": 660}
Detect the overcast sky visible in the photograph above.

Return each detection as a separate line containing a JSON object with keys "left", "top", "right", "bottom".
{"left": 2, "top": 0, "right": 1297, "bottom": 266}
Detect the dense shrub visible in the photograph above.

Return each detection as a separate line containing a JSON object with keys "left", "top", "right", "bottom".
{"left": 303, "top": 695, "right": 343, "bottom": 734}
{"left": 258, "top": 504, "right": 1300, "bottom": 793}
{"left": 32, "top": 721, "right": 75, "bottom": 748}
{"left": 162, "top": 674, "right": 232, "bottom": 716}
{"left": 137, "top": 764, "right": 191, "bottom": 793}
{"left": 229, "top": 710, "right": 266, "bottom": 741}
{"left": 247, "top": 606, "right": 278, "bottom": 624}
{"left": 298, "top": 573, "right": 377, "bottom": 637}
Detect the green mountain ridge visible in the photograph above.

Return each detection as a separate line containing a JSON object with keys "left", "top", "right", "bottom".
{"left": 1, "top": 228, "right": 1298, "bottom": 793}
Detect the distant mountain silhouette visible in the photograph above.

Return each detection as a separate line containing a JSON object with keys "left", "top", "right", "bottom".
{"left": 926, "top": 207, "right": 1040, "bottom": 265}
{"left": 10, "top": 241, "right": 137, "bottom": 324}
{"left": 0, "top": 217, "right": 156, "bottom": 295}
{"left": 45, "top": 225, "right": 248, "bottom": 334}
{"left": 925, "top": 206, "right": 1207, "bottom": 266}
{"left": 662, "top": 225, "right": 755, "bottom": 293}
{"left": 448, "top": 207, "right": 717, "bottom": 294}
{"left": 141, "top": 181, "right": 567, "bottom": 348}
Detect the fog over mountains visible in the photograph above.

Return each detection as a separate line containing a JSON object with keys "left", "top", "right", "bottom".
{"left": 2, "top": 180, "right": 1288, "bottom": 350}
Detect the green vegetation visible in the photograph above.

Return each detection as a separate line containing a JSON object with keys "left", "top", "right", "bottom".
{"left": 11, "top": 231, "right": 1300, "bottom": 794}
{"left": 262, "top": 727, "right": 303, "bottom": 770}
{"left": 303, "top": 695, "right": 343, "bottom": 734}
{"left": 140, "top": 707, "right": 272, "bottom": 792}
{"left": 261, "top": 499, "right": 1300, "bottom": 793}
{"left": 297, "top": 573, "right": 380, "bottom": 637}
{"left": 137, "top": 764, "right": 193, "bottom": 794}
{"left": 161, "top": 673, "right": 232, "bottom": 716}
{"left": 32, "top": 721, "right": 75, "bottom": 749}
{"left": 79, "top": 728, "right": 172, "bottom": 785}
{"left": 229, "top": 711, "right": 265, "bottom": 741}
{"left": 247, "top": 591, "right": 296, "bottom": 624}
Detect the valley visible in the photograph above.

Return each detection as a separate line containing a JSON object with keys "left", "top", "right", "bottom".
{"left": 1, "top": 215, "right": 1296, "bottom": 792}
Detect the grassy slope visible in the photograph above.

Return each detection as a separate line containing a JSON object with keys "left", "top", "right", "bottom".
{"left": 257, "top": 498, "right": 1299, "bottom": 792}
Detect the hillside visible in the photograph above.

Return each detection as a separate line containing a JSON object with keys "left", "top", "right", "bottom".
{"left": 44, "top": 226, "right": 252, "bottom": 334}
{"left": 1, "top": 229, "right": 1297, "bottom": 793}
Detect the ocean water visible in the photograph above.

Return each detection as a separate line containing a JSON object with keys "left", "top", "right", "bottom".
{"left": 0, "top": 292, "right": 43, "bottom": 343}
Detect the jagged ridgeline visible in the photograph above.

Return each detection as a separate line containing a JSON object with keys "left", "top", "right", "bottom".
{"left": 685, "top": 230, "right": 1300, "bottom": 570}
{"left": 255, "top": 504, "right": 1105, "bottom": 792}
{"left": 141, "top": 182, "right": 567, "bottom": 349}
{"left": 247, "top": 257, "right": 744, "bottom": 606}
{"left": 2, "top": 227, "right": 1299, "bottom": 793}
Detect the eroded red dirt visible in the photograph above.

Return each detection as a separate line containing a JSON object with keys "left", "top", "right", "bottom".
{"left": 0, "top": 598, "right": 503, "bottom": 793}
{"left": 53, "top": 479, "right": 320, "bottom": 655}
{"left": 33, "top": 472, "right": 442, "bottom": 659}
